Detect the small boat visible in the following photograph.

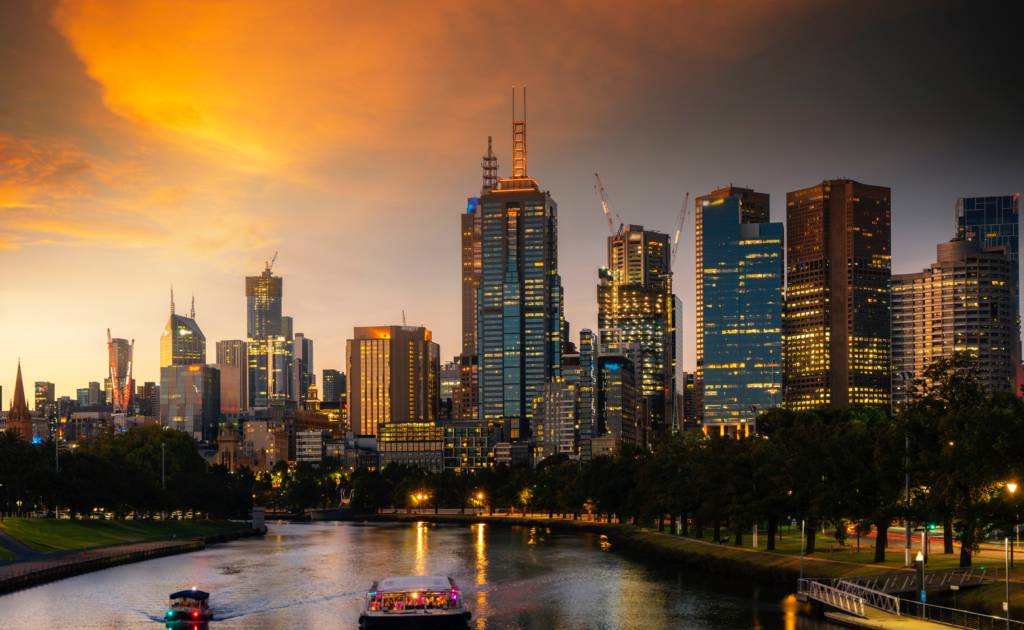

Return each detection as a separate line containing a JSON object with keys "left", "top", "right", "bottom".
{"left": 358, "top": 576, "right": 471, "bottom": 629}
{"left": 165, "top": 587, "right": 213, "bottom": 623}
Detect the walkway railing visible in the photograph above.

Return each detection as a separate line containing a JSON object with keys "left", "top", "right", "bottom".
{"left": 797, "top": 579, "right": 869, "bottom": 618}
{"left": 900, "top": 600, "right": 1024, "bottom": 630}
{"left": 837, "top": 567, "right": 992, "bottom": 594}
{"left": 0, "top": 539, "right": 205, "bottom": 595}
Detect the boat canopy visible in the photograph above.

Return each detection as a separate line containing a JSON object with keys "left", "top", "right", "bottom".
{"left": 375, "top": 576, "right": 452, "bottom": 593}
{"left": 170, "top": 589, "right": 210, "bottom": 600}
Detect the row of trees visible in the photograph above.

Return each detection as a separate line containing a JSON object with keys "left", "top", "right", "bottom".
{"left": 0, "top": 425, "right": 256, "bottom": 519}
{"left": 2, "top": 353, "right": 1020, "bottom": 567}
{"left": 346, "top": 353, "right": 1024, "bottom": 567}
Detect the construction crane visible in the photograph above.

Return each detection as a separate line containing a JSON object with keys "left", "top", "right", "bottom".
{"left": 266, "top": 251, "right": 278, "bottom": 274}
{"left": 402, "top": 310, "right": 407, "bottom": 326}
{"left": 595, "top": 173, "right": 623, "bottom": 235}
{"left": 670, "top": 192, "right": 690, "bottom": 268}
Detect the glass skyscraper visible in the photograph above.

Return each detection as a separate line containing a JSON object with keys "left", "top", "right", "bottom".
{"left": 246, "top": 265, "right": 283, "bottom": 407}
{"left": 702, "top": 196, "right": 784, "bottom": 434}
{"left": 476, "top": 123, "right": 563, "bottom": 440}
{"left": 957, "top": 195, "right": 1020, "bottom": 315}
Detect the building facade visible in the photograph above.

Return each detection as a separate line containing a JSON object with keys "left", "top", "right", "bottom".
{"left": 596, "top": 355, "right": 637, "bottom": 445}
{"left": 784, "top": 180, "right": 892, "bottom": 411}
{"left": 294, "top": 332, "right": 313, "bottom": 408}
{"left": 597, "top": 224, "right": 676, "bottom": 438}
{"left": 322, "top": 369, "right": 345, "bottom": 403}
{"left": 161, "top": 300, "right": 206, "bottom": 368}
{"left": 443, "top": 419, "right": 505, "bottom": 472}
{"left": 377, "top": 422, "right": 444, "bottom": 473}
{"left": 531, "top": 379, "right": 576, "bottom": 464}
{"left": 476, "top": 121, "right": 563, "bottom": 436}
{"left": 159, "top": 365, "right": 221, "bottom": 440}
{"left": 695, "top": 186, "right": 770, "bottom": 379}
{"left": 892, "top": 240, "right": 1018, "bottom": 407}
{"left": 216, "top": 340, "right": 248, "bottom": 411}
{"left": 956, "top": 195, "right": 1019, "bottom": 313}
{"left": 246, "top": 263, "right": 283, "bottom": 408}
{"left": 701, "top": 196, "right": 784, "bottom": 434}
{"left": 346, "top": 325, "right": 440, "bottom": 436}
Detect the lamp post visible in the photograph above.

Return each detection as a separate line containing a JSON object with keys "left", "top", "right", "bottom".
{"left": 894, "top": 370, "right": 912, "bottom": 567}
{"left": 1008, "top": 483, "right": 1017, "bottom": 569}
{"left": 800, "top": 519, "right": 806, "bottom": 581}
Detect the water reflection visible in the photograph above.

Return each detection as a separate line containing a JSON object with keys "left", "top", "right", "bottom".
{"left": 1, "top": 522, "right": 845, "bottom": 630}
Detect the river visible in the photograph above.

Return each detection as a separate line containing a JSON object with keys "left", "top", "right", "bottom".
{"left": 2, "top": 521, "right": 845, "bottom": 629}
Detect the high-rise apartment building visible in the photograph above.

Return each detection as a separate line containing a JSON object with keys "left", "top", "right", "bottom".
{"left": 142, "top": 381, "right": 159, "bottom": 418}
{"left": 346, "top": 325, "right": 440, "bottom": 436}
{"left": 322, "top": 369, "right": 345, "bottom": 403}
{"left": 216, "top": 340, "right": 248, "bottom": 411}
{"left": 160, "top": 364, "right": 221, "bottom": 440}
{"left": 695, "top": 186, "right": 769, "bottom": 380}
{"left": 160, "top": 294, "right": 205, "bottom": 367}
{"left": 88, "top": 381, "right": 101, "bottom": 405}
{"left": 956, "top": 195, "right": 1019, "bottom": 310}
{"left": 453, "top": 354, "right": 478, "bottom": 420}
{"left": 294, "top": 332, "right": 313, "bottom": 408}
{"left": 76, "top": 388, "right": 89, "bottom": 406}
{"left": 701, "top": 196, "right": 784, "bottom": 434}
{"left": 476, "top": 109, "right": 563, "bottom": 436}
{"left": 577, "top": 329, "right": 596, "bottom": 460}
{"left": 246, "top": 262, "right": 283, "bottom": 408}
{"left": 784, "top": 179, "right": 891, "bottom": 411}
{"left": 532, "top": 378, "right": 577, "bottom": 464}
{"left": 34, "top": 381, "right": 54, "bottom": 412}
{"left": 597, "top": 224, "right": 676, "bottom": 437}
{"left": 892, "top": 240, "right": 1018, "bottom": 407}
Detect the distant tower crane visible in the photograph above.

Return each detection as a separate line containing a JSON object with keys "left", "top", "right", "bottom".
{"left": 265, "top": 251, "right": 278, "bottom": 274}
{"left": 595, "top": 174, "right": 624, "bottom": 235}
{"left": 670, "top": 192, "right": 691, "bottom": 269}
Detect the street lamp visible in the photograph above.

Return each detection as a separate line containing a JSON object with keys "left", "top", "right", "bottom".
{"left": 1008, "top": 482, "right": 1018, "bottom": 569}
{"left": 894, "top": 370, "right": 913, "bottom": 567}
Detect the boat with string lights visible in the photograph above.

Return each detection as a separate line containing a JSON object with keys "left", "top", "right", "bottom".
{"left": 165, "top": 587, "right": 213, "bottom": 624}
{"left": 358, "top": 576, "right": 471, "bottom": 629}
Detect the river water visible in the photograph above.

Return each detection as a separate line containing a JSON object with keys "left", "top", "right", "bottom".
{"left": 2, "top": 521, "right": 845, "bottom": 629}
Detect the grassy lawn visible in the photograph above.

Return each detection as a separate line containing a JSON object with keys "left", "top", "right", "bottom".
{"left": 0, "top": 546, "right": 19, "bottom": 559}
{"left": 0, "top": 518, "right": 247, "bottom": 553}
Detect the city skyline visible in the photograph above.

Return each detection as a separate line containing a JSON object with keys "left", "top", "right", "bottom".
{"left": 2, "top": 1, "right": 1022, "bottom": 401}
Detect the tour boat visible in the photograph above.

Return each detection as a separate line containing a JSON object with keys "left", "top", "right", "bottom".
{"left": 165, "top": 587, "right": 213, "bottom": 624}
{"left": 358, "top": 576, "right": 472, "bottom": 629}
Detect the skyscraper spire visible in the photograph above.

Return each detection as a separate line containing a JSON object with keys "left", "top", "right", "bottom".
{"left": 512, "top": 86, "right": 526, "bottom": 178}
{"left": 171, "top": 285, "right": 175, "bottom": 315}
{"left": 482, "top": 136, "right": 498, "bottom": 193}
{"left": 191, "top": 292, "right": 195, "bottom": 319}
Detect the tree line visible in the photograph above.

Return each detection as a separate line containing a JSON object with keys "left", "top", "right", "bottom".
{"left": 347, "top": 352, "right": 1024, "bottom": 567}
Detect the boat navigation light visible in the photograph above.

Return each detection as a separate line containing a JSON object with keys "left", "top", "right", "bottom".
{"left": 193, "top": 611, "right": 199, "bottom": 618}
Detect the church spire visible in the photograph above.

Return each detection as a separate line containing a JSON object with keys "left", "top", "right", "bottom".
{"left": 8, "top": 360, "right": 33, "bottom": 438}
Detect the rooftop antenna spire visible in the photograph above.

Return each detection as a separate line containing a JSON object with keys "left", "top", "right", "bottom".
{"left": 170, "top": 285, "right": 175, "bottom": 315}
{"left": 482, "top": 136, "right": 498, "bottom": 193}
{"left": 190, "top": 292, "right": 195, "bottom": 319}
{"left": 512, "top": 86, "right": 526, "bottom": 178}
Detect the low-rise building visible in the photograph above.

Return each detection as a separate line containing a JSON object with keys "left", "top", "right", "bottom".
{"left": 591, "top": 434, "right": 621, "bottom": 458}
{"left": 297, "top": 430, "right": 332, "bottom": 467}
{"left": 378, "top": 422, "right": 443, "bottom": 473}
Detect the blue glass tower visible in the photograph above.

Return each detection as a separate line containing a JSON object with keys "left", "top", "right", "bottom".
{"left": 957, "top": 195, "right": 1020, "bottom": 315}
{"left": 702, "top": 196, "right": 784, "bottom": 434}
{"left": 476, "top": 166, "right": 563, "bottom": 439}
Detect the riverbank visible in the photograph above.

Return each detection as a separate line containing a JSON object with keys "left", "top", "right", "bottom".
{"left": 363, "top": 513, "right": 1023, "bottom": 618}
{"left": 0, "top": 518, "right": 252, "bottom": 555}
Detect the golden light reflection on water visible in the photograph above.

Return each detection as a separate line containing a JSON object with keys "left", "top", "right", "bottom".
{"left": 415, "top": 521, "right": 427, "bottom": 575}
{"left": 779, "top": 593, "right": 801, "bottom": 630}
{"left": 475, "top": 523, "right": 488, "bottom": 616}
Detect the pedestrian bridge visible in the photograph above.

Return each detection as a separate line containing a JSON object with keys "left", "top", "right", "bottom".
{"left": 796, "top": 568, "right": 1017, "bottom": 630}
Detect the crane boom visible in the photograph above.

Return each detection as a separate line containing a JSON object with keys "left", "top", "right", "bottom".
{"left": 595, "top": 174, "right": 624, "bottom": 235}
{"left": 670, "top": 192, "right": 690, "bottom": 268}
{"left": 266, "top": 250, "right": 279, "bottom": 273}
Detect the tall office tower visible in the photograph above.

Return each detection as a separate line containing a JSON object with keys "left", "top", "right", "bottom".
{"left": 784, "top": 180, "right": 891, "bottom": 411}
{"left": 160, "top": 365, "right": 221, "bottom": 440}
{"left": 144, "top": 382, "right": 160, "bottom": 418}
{"left": 440, "top": 360, "right": 459, "bottom": 420}
{"left": 597, "top": 224, "right": 675, "bottom": 437}
{"left": 7, "top": 362, "right": 33, "bottom": 439}
{"left": 673, "top": 295, "right": 684, "bottom": 430}
{"left": 322, "top": 369, "right": 345, "bottom": 403}
{"left": 161, "top": 292, "right": 205, "bottom": 367}
{"left": 695, "top": 187, "right": 769, "bottom": 379}
{"left": 577, "top": 329, "right": 596, "bottom": 460}
{"left": 681, "top": 372, "right": 703, "bottom": 424}
{"left": 268, "top": 315, "right": 294, "bottom": 405}
{"left": 56, "top": 396, "right": 72, "bottom": 425}
{"left": 476, "top": 99, "right": 564, "bottom": 439}
{"left": 216, "top": 340, "right": 248, "bottom": 411}
{"left": 596, "top": 355, "right": 637, "bottom": 445}
{"left": 701, "top": 196, "right": 784, "bottom": 435}
{"left": 532, "top": 378, "right": 577, "bottom": 464}
{"left": 106, "top": 335, "right": 135, "bottom": 411}
{"left": 34, "top": 381, "right": 54, "bottom": 412}
{"left": 88, "top": 381, "right": 101, "bottom": 405}
{"left": 246, "top": 260, "right": 283, "bottom": 408}
{"left": 463, "top": 193, "right": 483, "bottom": 354}
{"left": 892, "top": 240, "right": 1018, "bottom": 407}
{"left": 956, "top": 195, "right": 1019, "bottom": 309}
{"left": 294, "top": 332, "right": 313, "bottom": 407}
{"left": 346, "top": 325, "right": 440, "bottom": 436}
{"left": 76, "top": 388, "right": 89, "bottom": 406}
{"left": 453, "top": 354, "right": 478, "bottom": 420}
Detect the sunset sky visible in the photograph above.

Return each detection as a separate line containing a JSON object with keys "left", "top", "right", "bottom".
{"left": 2, "top": 0, "right": 1022, "bottom": 402}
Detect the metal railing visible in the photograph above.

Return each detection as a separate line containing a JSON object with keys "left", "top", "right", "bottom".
{"left": 826, "top": 568, "right": 992, "bottom": 594}
{"left": 832, "top": 580, "right": 903, "bottom": 615}
{"left": 900, "top": 599, "right": 1024, "bottom": 630}
{"left": 797, "top": 579, "right": 868, "bottom": 618}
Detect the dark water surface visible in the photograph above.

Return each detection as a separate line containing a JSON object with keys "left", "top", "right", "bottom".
{"left": 2, "top": 521, "right": 846, "bottom": 629}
